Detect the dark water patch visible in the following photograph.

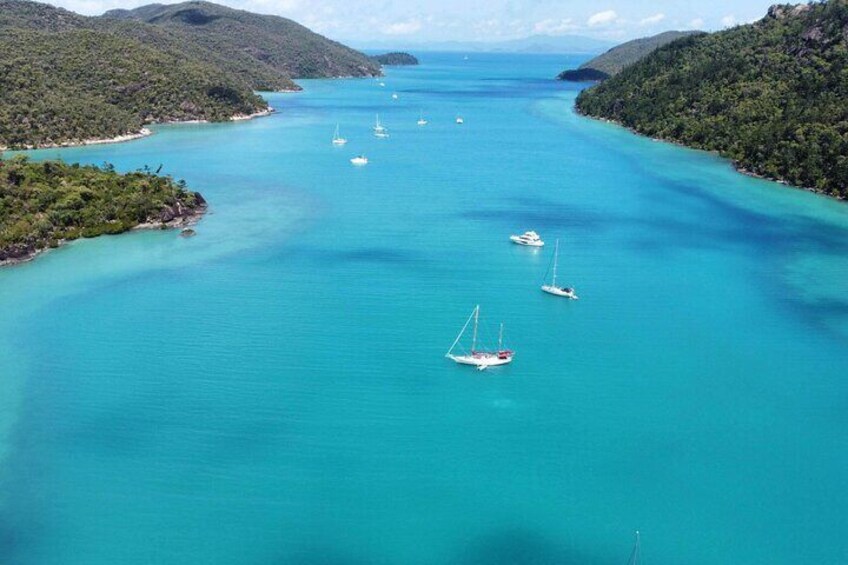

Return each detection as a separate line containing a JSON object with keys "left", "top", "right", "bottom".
{"left": 456, "top": 528, "right": 607, "bottom": 565}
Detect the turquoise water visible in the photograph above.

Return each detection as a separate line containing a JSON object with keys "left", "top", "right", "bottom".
{"left": 2, "top": 53, "right": 848, "bottom": 564}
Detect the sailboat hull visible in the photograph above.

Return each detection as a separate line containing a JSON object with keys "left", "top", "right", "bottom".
{"left": 447, "top": 353, "right": 514, "bottom": 368}
{"left": 541, "top": 285, "right": 578, "bottom": 299}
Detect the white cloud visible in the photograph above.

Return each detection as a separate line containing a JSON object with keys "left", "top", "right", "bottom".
{"left": 381, "top": 19, "right": 422, "bottom": 35}
{"left": 720, "top": 14, "right": 737, "bottom": 27}
{"left": 533, "top": 18, "right": 578, "bottom": 35}
{"left": 689, "top": 18, "right": 705, "bottom": 29}
{"left": 587, "top": 10, "right": 618, "bottom": 27}
{"left": 639, "top": 13, "right": 665, "bottom": 26}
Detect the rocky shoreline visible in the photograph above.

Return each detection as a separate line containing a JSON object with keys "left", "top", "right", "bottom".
{"left": 0, "top": 193, "right": 208, "bottom": 268}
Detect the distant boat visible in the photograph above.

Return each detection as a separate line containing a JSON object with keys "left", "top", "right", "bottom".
{"left": 446, "top": 305, "right": 514, "bottom": 371}
{"left": 374, "top": 114, "right": 390, "bottom": 138}
{"left": 332, "top": 124, "right": 347, "bottom": 146}
{"left": 456, "top": 116, "right": 464, "bottom": 124}
{"left": 350, "top": 155, "right": 368, "bottom": 166}
{"left": 379, "top": 81, "right": 386, "bottom": 87}
{"left": 392, "top": 93, "right": 399, "bottom": 100}
{"left": 417, "top": 110, "right": 428, "bottom": 126}
{"left": 541, "top": 239, "right": 578, "bottom": 299}
{"left": 510, "top": 230, "right": 544, "bottom": 247}
{"left": 627, "top": 531, "right": 641, "bottom": 565}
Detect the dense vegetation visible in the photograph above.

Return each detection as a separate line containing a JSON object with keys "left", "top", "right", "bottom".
{"left": 104, "top": 2, "right": 381, "bottom": 82}
{"left": 0, "top": 0, "right": 380, "bottom": 148}
{"left": 371, "top": 52, "right": 419, "bottom": 65}
{"left": 0, "top": 156, "right": 206, "bottom": 264}
{"left": 577, "top": 1, "right": 848, "bottom": 198}
{"left": 558, "top": 31, "right": 699, "bottom": 81}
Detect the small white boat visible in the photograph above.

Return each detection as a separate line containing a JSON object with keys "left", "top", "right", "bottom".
{"left": 392, "top": 93, "right": 399, "bottom": 100}
{"left": 541, "top": 239, "right": 578, "bottom": 299}
{"left": 379, "top": 81, "right": 386, "bottom": 87}
{"left": 374, "top": 114, "right": 390, "bottom": 138}
{"left": 331, "top": 124, "right": 347, "bottom": 146}
{"left": 510, "top": 230, "right": 544, "bottom": 247}
{"left": 456, "top": 116, "right": 464, "bottom": 124}
{"left": 446, "top": 305, "right": 514, "bottom": 371}
{"left": 417, "top": 110, "right": 428, "bottom": 126}
{"left": 350, "top": 155, "right": 368, "bottom": 166}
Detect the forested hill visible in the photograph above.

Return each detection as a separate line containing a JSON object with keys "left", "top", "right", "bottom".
{"left": 558, "top": 31, "right": 699, "bottom": 81}
{"left": 576, "top": 1, "right": 848, "bottom": 199}
{"left": 0, "top": 0, "right": 381, "bottom": 149}
{"left": 371, "top": 52, "right": 419, "bottom": 66}
{"left": 102, "top": 2, "right": 381, "bottom": 81}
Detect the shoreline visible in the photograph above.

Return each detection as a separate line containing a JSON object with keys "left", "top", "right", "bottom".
{"left": 574, "top": 107, "right": 846, "bottom": 202}
{"left": 1, "top": 106, "right": 277, "bottom": 152}
{"left": 0, "top": 202, "right": 208, "bottom": 269}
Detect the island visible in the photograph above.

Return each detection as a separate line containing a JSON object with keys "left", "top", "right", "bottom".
{"left": 576, "top": 1, "right": 848, "bottom": 199}
{"left": 371, "top": 52, "right": 419, "bottom": 66}
{"left": 0, "top": 156, "right": 207, "bottom": 266}
{"left": 0, "top": 0, "right": 382, "bottom": 150}
{"left": 557, "top": 31, "right": 699, "bottom": 82}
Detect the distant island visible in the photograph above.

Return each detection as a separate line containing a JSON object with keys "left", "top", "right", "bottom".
{"left": 0, "top": 156, "right": 207, "bottom": 266}
{"left": 371, "top": 52, "right": 419, "bottom": 66}
{"left": 558, "top": 31, "right": 699, "bottom": 82}
{"left": 576, "top": 1, "right": 848, "bottom": 199}
{"left": 0, "top": 0, "right": 380, "bottom": 150}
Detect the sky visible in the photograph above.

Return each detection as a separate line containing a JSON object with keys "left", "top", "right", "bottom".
{"left": 50, "top": 0, "right": 782, "bottom": 44}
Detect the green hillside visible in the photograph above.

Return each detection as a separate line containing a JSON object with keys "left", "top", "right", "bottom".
{"left": 371, "top": 52, "right": 419, "bottom": 66}
{"left": 558, "top": 31, "right": 700, "bottom": 81}
{"left": 0, "top": 26, "right": 266, "bottom": 149}
{"left": 103, "top": 2, "right": 381, "bottom": 81}
{"left": 576, "top": 1, "right": 848, "bottom": 198}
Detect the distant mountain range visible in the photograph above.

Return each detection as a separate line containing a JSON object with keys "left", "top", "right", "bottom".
{"left": 0, "top": 0, "right": 380, "bottom": 149}
{"left": 558, "top": 31, "right": 700, "bottom": 81}
{"left": 355, "top": 34, "right": 614, "bottom": 55}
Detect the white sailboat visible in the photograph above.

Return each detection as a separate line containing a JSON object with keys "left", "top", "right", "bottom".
{"left": 350, "top": 155, "right": 368, "bottom": 166}
{"left": 374, "top": 114, "right": 390, "bottom": 138}
{"left": 446, "top": 305, "right": 514, "bottom": 371}
{"left": 455, "top": 116, "right": 464, "bottom": 124}
{"left": 541, "top": 239, "right": 578, "bottom": 299}
{"left": 332, "top": 124, "right": 347, "bottom": 146}
{"left": 417, "top": 110, "right": 428, "bottom": 126}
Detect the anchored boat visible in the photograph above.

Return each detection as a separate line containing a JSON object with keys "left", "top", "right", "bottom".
{"left": 541, "top": 238, "right": 578, "bottom": 299}
{"left": 446, "top": 305, "right": 513, "bottom": 371}
{"left": 510, "top": 230, "right": 544, "bottom": 247}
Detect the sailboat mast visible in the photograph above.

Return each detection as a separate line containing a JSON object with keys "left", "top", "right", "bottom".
{"left": 552, "top": 239, "right": 559, "bottom": 287}
{"left": 471, "top": 305, "right": 479, "bottom": 352}
{"left": 628, "top": 531, "right": 641, "bottom": 565}
{"left": 498, "top": 322, "right": 504, "bottom": 351}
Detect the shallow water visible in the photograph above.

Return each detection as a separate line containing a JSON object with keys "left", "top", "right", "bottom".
{"left": 1, "top": 53, "right": 847, "bottom": 564}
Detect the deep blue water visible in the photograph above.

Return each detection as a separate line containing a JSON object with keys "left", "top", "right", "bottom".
{"left": 1, "top": 52, "right": 847, "bottom": 564}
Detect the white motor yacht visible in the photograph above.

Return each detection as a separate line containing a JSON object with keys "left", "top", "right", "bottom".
{"left": 510, "top": 230, "right": 544, "bottom": 247}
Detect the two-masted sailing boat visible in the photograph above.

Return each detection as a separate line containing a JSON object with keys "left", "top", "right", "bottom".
{"left": 446, "top": 305, "right": 514, "bottom": 370}
{"left": 541, "top": 238, "right": 578, "bottom": 299}
{"left": 332, "top": 124, "right": 347, "bottom": 145}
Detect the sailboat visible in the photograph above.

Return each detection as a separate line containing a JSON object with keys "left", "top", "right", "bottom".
{"left": 417, "top": 110, "right": 428, "bottom": 126}
{"left": 350, "top": 155, "right": 368, "bottom": 166}
{"left": 332, "top": 124, "right": 347, "bottom": 146}
{"left": 445, "top": 305, "right": 514, "bottom": 370}
{"left": 374, "top": 114, "right": 390, "bottom": 138}
{"left": 627, "top": 531, "right": 641, "bottom": 565}
{"left": 541, "top": 239, "right": 578, "bottom": 299}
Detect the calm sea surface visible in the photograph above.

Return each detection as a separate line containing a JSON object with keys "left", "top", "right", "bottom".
{"left": 1, "top": 53, "right": 848, "bottom": 564}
